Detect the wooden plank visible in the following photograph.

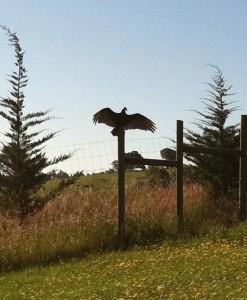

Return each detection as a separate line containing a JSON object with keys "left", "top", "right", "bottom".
{"left": 239, "top": 115, "right": 247, "bottom": 220}
{"left": 118, "top": 128, "right": 126, "bottom": 246}
{"left": 184, "top": 145, "right": 241, "bottom": 156}
{"left": 176, "top": 120, "right": 184, "bottom": 229}
{"left": 124, "top": 157, "right": 177, "bottom": 168}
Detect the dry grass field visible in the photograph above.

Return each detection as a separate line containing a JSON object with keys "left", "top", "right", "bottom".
{"left": 0, "top": 172, "right": 238, "bottom": 273}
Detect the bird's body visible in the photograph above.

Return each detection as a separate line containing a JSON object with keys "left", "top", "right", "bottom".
{"left": 93, "top": 107, "right": 156, "bottom": 136}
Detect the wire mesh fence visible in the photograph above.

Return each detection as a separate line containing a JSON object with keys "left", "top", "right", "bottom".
{"left": 45, "top": 137, "right": 172, "bottom": 175}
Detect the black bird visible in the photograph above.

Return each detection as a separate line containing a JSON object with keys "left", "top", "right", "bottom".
{"left": 93, "top": 107, "right": 156, "bottom": 136}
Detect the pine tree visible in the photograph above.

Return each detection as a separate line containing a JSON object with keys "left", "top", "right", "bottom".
{"left": 0, "top": 26, "right": 71, "bottom": 219}
{"left": 184, "top": 65, "right": 239, "bottom": 198}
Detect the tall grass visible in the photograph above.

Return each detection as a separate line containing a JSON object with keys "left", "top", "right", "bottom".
{"left": 0, "top": 182, "right": 238, "bottom": 272}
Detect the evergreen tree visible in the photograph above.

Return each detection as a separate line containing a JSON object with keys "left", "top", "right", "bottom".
{"left": 125, "top": 151, "right": 146, "bottom": 171}
{"left": 160, "top": 148, "right": 176, "bottom": 161}
{"left": 111, "top": 151, "right": 146, "bottom": 172}
{"left": 0, "top": 26, "right": 71, "bottom": 219}
{"left": 184, "top": 65, "right": 239, "bottom": 198}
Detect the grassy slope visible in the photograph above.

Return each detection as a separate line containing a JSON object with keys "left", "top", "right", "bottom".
{"left": 1, "top": 224, "right": 247, "bottom": 299}
{"left": 0, "top": 172, "right": 245, "bottom": 299}
{"left": 77, "top": 171, "right": 147, "bottom": 190}
{"left": 44, "top": 171, "right": 147, "bottom": 193}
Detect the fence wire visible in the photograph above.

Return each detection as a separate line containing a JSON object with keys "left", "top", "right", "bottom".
{"left": 45, "top": 137, "right": 172, "bottom": 175}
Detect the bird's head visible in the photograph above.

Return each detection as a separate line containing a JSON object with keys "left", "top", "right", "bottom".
{"left": 121, "top": 107, "right": 127, "bottom": 114}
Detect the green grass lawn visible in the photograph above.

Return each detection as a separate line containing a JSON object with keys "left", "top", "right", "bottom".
{"left": 1, "top": 228, "right": 247, "bottom": 300}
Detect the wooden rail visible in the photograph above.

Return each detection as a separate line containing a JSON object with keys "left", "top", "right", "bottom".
{"left": 125, "top": 157, "right": 177, "bottom": 168}
{"left": 184, "top": 145, "right": 241, "bottom": 155}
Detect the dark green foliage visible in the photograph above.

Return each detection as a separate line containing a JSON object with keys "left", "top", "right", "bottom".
{"left": 72, "top": 170, "right": 85, "bottom": 177}
{"left": 111, "top": 151, "right": 146, "bottom": 171}
{"left": 111, "top": 160, "right": 118, "bottom": 172}
{"left": 184, "top": 65, "right": 239, "bottom": 197}
{"left": 160, "top": 148, "right": 176, "bottom": 161}
{"left": 0, "top": 26, "right": 71, "bottom": 219}
{"left": 125, "top": 151, "right": 146, "bottom": 171}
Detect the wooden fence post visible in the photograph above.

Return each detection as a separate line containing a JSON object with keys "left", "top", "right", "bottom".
{"left": 176, "top": 120, "right": 184, "bottom": 229}
{"left": 239, "top": 115, "right": 247, "bottom": 220}
{"left": 118, "top": 128, "right": 126, "bottom": 246}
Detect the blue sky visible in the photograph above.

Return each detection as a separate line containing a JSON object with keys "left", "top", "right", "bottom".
{"left": 0, "top": 1, "right": 247, "bottom": 172}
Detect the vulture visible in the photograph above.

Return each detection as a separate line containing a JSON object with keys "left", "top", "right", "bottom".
{"left": 93, "top": 107, "right": 156, "bottom": 136}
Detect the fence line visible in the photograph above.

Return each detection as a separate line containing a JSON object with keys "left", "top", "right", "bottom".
{"left": 45, "top": 137, "right": 172, "bottom": 175}
{"left": 117, "top": 116, "right": 247, "bottom": 244}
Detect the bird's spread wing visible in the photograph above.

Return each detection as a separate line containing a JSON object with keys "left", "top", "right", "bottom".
{"left": 93, "top": 108, "right": 118, "bottom": 128}
{"left": 125, "top": 113, "right": 156, "bottom": 132}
